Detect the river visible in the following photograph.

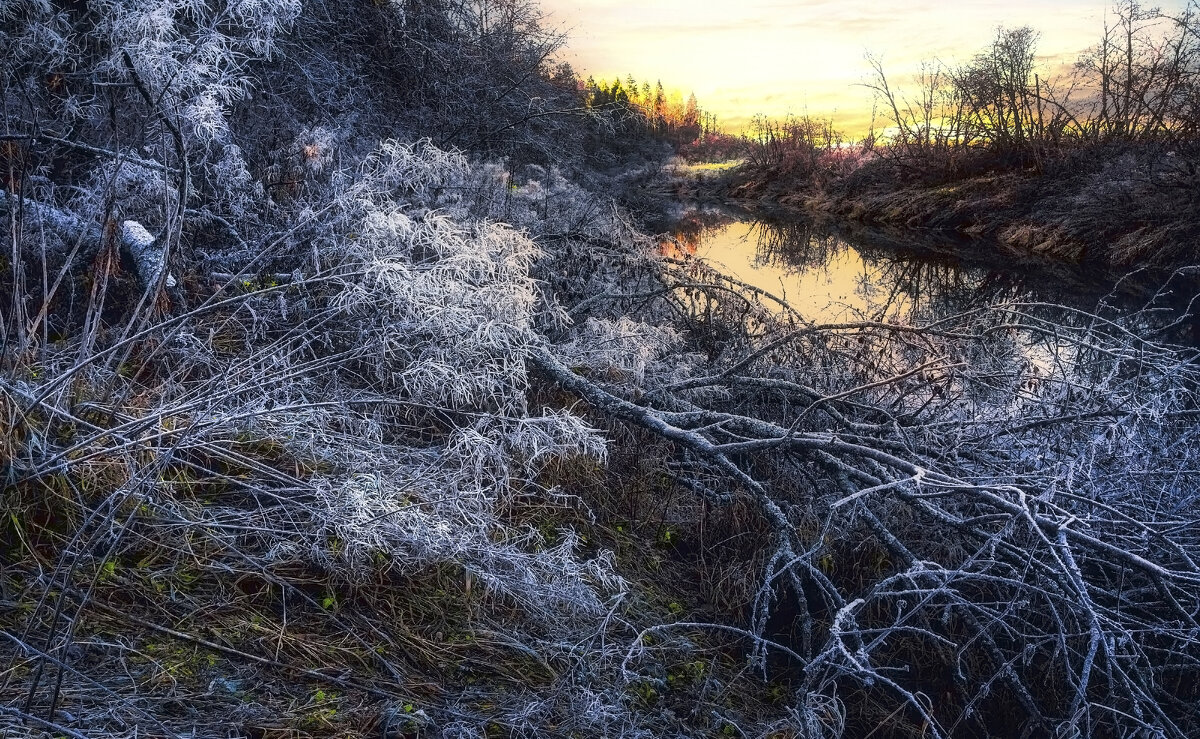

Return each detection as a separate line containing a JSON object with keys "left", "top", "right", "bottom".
{"left": 660, "top": 204, "right": 1156, "bottom": 328}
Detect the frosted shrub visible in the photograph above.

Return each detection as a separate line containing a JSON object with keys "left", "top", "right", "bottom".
{"left": 0, "top": 4, "right": 667, "bottom": 737}
{"left": 339, "top": 210, "right": 540, "bottom": 410}
{"left": 94, "top": 0, "right": 301, "bottom": 96}
{"left": 188, "top": 139, "right": 626, "bottom": 628}
{"left": 461, "top": 161, "right": 615, "bottom": 240}
{"left": 359, "top": 138, "right": 471, "bottom": 203}
{"left": 253, "top": 395, "right": 621, "bottom": 622}
{"left": 500, "top": 410, "right": 608, "bottom": 472}
{"left": 556, "top": 317, "right": 683, "bottom": 384}
{"left": 0, "top": 4, "right": 77, "bottom": 69}
{"left": 90, "top": 0, "right": 301, "bottom": 217}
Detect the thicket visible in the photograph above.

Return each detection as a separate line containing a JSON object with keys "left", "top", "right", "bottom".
{"left": 740, "top": 115, "right": 862, "bottom": 188}
{"left": 861, "top": 1, "right": 1200, "bottom": 179}
{"left": 2, "top": 1, "right": 1200, "bottom": 738}
{"left": 735, "top": 0, "right": 1200, "bottom": 250}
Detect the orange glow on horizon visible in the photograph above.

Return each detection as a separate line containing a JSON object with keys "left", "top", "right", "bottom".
{"left": 542, "top": 0, "right": 1187, "bottom": 136}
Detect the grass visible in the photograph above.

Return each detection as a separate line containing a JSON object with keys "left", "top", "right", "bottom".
{"left": 680, "top": 160, "right": 746, "bottom": 173}
{"left": 0, "top": 362, "right": 816, "bottom": 737}
{"left": 726, "top": 142, "right": 1200, "bottom": 269}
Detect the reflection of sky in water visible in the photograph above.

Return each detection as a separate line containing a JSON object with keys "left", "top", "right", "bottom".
{"left": 678, "top": 221, "right": 873, "bottom": 321}
{"left": 671, "top": 220, "right": 922, "bottom": 323}
{"left": 665, "top": 215, "right": 1093, "bottom": 412}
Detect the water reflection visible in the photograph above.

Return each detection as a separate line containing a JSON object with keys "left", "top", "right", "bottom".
{"left": 661, "top": 207, "right": 1114, "bottom": 325}
{"left": 664, "top": 216, "right": 879, "bottom": 320}
{"left": 658, "top": 208, "right": 1171, "bottom": 416}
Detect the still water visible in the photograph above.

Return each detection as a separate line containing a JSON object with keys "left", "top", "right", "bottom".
{"left": 667, "top": 220, "right": 886, "bottom": 321}
{"left": 655, "top": 207, "right": 1200, "bottom": 423}
{"left": 660, "top": 206, "right": 1151, "bottom": 327}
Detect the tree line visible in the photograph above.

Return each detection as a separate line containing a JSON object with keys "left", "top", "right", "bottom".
{"left": 582, "top": 75, "right": 705, "bottom": 143}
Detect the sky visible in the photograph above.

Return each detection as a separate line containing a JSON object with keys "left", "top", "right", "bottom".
{"left": 540, "top": 0, "right": 1186, "bottom": 134}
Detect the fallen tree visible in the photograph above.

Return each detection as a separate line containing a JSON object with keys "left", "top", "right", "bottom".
{"left": 538, "top": 247, "right": 1200, "bottom": 736}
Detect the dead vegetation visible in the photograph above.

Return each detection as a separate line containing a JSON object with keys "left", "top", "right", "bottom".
{"left": 3, "top": 1, "right": 1200, "bottom": 738}
{"left": 731, "top": 2, "right": 1200, "bottom": 269}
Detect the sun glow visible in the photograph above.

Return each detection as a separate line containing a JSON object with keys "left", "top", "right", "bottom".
{"left": 542, "top": 0, "right": 1180, "bottom": 135}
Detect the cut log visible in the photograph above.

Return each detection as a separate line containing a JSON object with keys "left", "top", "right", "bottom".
{"left": 1, "top": 188, "right": 176, "bottom": 288}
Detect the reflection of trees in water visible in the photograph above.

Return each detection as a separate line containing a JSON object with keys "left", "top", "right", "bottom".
{"left": 748, "top": 215, "right": 1093, "bottom": 323}
{"left": 749, "top": 218, "right": 841, "bottom": 269}
{"left": 662, "top": 208, "right": 738, "bottom": 258}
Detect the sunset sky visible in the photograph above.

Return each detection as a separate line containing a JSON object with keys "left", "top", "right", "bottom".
{"left": 541, "top": 0, "right": 1187, "bottom": 134}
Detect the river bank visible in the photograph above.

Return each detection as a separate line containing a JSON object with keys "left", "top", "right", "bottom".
{"left": 713, "top": 143, "right": 1200, "bottom": 271}
{"left": 656, "top": 198, "right": 1200, "bottom": 323}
